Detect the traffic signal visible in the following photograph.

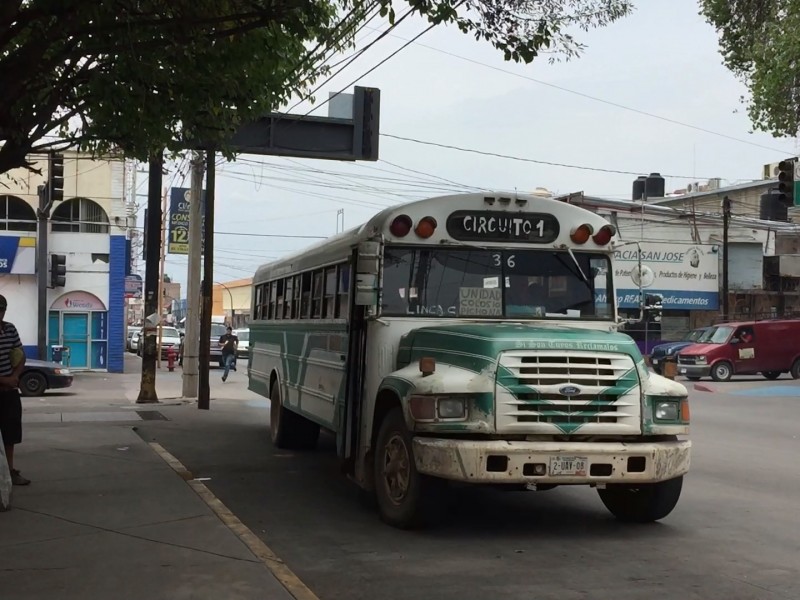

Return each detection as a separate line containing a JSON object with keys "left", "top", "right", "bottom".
{"left": 48, "top": 153, "right": 64, "bottom": 203}
{"left": 50, "top": 254, "right": 66, "bottom": 288}
{"left": 776, "top": 158, "right": 795, "bottom": 206}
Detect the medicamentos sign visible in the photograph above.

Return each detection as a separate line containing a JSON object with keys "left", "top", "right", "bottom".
{"left": 596, "top": 242, "right": 719, "bottom": 310}
{"left": 168, "top": 187, "right": 205, "bottom": 255}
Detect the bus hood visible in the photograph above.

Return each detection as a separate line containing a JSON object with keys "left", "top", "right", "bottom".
{"left": 397, "top": 322, "right": 644, "bottom": 369}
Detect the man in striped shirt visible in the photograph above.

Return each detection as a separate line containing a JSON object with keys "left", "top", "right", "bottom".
{"left": 0, "top": 294, "right": 30, "bottom": 486}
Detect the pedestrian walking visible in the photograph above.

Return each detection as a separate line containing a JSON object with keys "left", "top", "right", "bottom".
{"left": 0, "top": 294, "right": 30, "bottom": 486}
{"left": 219, "top": 326, "right": 238, "bottom": 382}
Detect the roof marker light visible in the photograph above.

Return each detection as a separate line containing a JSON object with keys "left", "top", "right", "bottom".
{"left": 390, "top": 214, "right": 413, "bottom": 237}
{"left": 570, "top": 223, "right": 594, "bottom": 244}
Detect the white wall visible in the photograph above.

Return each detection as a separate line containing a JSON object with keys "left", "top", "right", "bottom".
{"left": 49, "top": 232, "right": 111, "bottom": 308}
{"left": 0, "top": 275, "right": 37, "bottom": 347}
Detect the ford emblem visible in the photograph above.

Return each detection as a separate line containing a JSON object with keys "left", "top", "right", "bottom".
{"left": 558, "top": 385, "right": 581, "bottom": 397}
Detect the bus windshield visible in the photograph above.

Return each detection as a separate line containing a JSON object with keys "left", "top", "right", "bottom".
{"left": 381, "top": 247, "right": 613, "bottom": 320}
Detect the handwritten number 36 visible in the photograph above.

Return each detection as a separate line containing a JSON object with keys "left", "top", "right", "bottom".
{"left": 492, "top": 254, "right": 516, "bottom": 268}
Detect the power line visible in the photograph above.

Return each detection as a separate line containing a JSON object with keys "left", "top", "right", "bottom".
{"left": 368, "top": 28, "right": 795, "bottom": 156}
{"left": 381, "top": 133, "right": 721, "bottom": 180}
{"left": 298, "top": 20, "right": 438, "bottom": 121}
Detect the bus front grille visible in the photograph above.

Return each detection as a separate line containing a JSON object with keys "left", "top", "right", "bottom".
{"left": 495, "top": 351, "right": 642, "bottom": 435}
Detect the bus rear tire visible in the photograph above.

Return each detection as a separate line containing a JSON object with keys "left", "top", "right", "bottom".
{"left": 598, "top": 476, "right": 683, "bottom": 523}
{"left": 269, "top": 381, "right": 320, "bottom": 450}
{"left": 373, "top": 407, "right": 442, "bottom": 529}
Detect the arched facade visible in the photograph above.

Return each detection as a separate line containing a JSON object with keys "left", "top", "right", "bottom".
{"left": 52, "top": 197, "right": 110, "bottom": 233}
{"left": 0, "top": 195, "right": 36, "bottom": 232}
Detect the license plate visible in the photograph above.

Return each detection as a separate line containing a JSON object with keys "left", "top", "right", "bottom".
{"left": 549, "top": 456, "right": 588, "bottom": 476}
{"left": 679, "top": 367, "right": 687, "bottom": 374}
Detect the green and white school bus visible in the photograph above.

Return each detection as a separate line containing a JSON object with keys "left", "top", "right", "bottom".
{"left": 249, "top": 192, "right": 691, "bottom": 528}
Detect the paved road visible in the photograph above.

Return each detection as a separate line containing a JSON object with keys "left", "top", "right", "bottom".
{"left": 124, "top": 374, "right": 800, "bottom": 600}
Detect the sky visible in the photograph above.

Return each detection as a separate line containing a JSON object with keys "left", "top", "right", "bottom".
{"left": 135, "top": 0, "right": 798, "bottom": 293}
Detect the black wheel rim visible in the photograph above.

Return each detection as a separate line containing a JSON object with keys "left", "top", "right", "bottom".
{"left": 382, "top": 434, "right": 411, "bottom": 505}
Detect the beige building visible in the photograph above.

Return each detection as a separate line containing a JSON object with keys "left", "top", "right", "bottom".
{"left": 0, "top": 150, "right": 137, "bottom": 370}
{"left": 213, "top": 278, "right": 252, "bottom": 328}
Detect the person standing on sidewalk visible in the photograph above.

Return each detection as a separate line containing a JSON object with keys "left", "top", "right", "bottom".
{"left": 218, "top": 326, "right": 238, "bottom": 382}
{"left": 0, "top": 294, "right": 30, "bottom": 486}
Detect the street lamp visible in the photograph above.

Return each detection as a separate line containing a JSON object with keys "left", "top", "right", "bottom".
{"left": 216, "top": 281, "right": 235, "bottom": 327}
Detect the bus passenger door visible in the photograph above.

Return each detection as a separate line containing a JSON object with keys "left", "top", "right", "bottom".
{"left": 339, "top": 242, "right": 380, "bottom": 471}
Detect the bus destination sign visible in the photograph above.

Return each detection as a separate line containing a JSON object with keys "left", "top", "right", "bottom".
{"left": 446, "top": 211, "right": 560, "bottom": 244}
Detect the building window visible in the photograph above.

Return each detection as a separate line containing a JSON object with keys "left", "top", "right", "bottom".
{"left": 51, "top": 198, "right": 110, "bottom": 233}
{"left": 0, "top": 195, "right": 36, "bottom": 232}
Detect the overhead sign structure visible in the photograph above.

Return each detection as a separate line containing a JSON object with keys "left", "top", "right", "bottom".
{"left": 597, "top": 242, "right": 719, "bottom": 310}
{"left": 168, "top": 187, "right": 205, "bottom": 255}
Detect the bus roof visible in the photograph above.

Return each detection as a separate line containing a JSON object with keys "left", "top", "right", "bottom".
{"left": 254, "top": 191, "right": 613, "bottom": 283}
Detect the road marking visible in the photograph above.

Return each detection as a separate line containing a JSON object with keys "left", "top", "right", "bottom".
{"left": 149, "top": 442, "right": 320, "bottom": 600}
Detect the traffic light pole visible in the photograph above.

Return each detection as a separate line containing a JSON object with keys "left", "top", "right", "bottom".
{"left": 36, "top": 185, "right": 49, "bottom": 360}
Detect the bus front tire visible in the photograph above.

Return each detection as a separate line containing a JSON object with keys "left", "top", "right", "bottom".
{"left": 373, "top": 407, "right": 441, "bottom": 529}
{"left": 598, "top": 476, "right": 683, "bottom": 523}
{"left": 269, "top": 382, "right": 320, "bottom": 450}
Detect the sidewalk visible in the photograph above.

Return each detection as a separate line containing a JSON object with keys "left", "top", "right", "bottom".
{"left": 1, "top": 357, "right": 296, "bottom": 600}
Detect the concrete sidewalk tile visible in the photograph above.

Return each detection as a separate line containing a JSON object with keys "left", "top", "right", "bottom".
{"left": 0, "top": 530, "right": 294, "bottom": 600}
{"left": 0, "top": 507, "right": 97, "bottom": 549}
{"left": 121, "top": 514, "right": 259, "bottom": 562}
{"left": 11, "top": 468, "right": 210, "bottom": 531}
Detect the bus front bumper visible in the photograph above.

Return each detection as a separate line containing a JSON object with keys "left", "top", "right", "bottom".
{"left": 412, "top": 438, "right": 691, "bottom": 484}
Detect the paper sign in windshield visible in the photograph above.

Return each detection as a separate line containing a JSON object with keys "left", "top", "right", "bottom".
{"left": 459, "top": 287, "right": 502, "bottom": 316}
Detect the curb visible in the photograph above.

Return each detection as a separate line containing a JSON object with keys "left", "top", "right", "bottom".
{"left": 149, "top": 442, "right": 320, "bottom": 600}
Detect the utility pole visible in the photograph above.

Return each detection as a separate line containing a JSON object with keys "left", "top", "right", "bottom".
{"left": 722, "top": 195, "right": 732, "bottom": 321}
{"left": 156, "top": 187, "right": 168, "bottom": 368}
{"left": 137, "top": 153, "right": 163, "bottom": 403}
{"left": 198, "top": 149, "right": 216, "bottom": 410}
{"left": 36, "top": 184, "right": 49, "bottom": 360}
{"left": 182, "top": 151, "right": 204, "bottom": 399}
{"left": 36, "top": 153, "right": 63, "bottom": 360}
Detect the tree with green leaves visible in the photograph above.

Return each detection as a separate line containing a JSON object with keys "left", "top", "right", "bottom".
{"left": 0, "top": 0, "right": 633, "bottom": 175}
{"left": 701, "top": 0, "right": 800, "bottom": 138}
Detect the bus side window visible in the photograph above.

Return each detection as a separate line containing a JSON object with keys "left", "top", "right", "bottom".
{"left": 293, "top": 275, "right": 302, "bottom": 319}
{"left": 253, "top": 285, "right": 262, "bottom": 320}
{"left": 267, "top": 282, "right": 276, "bottom": 319}
{"left": 312, "top": 271, "right": 324, "bottom": 318}
{"left": 284, "top": 277, "right": 294, "bottom": 319}
{"left": 324, "top": 267, "right": 336, "bottom": 318}
{"left": 337, "top": 264, "right": 350, "bottom": 318}
{"left": 300, "top": 272, "right": 312, "bottom": 318}
{"left": 275, "top": 279, "right": 284, "bottom": 320}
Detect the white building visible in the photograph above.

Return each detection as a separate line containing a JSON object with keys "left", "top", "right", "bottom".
{"left": 0, "top": 151, "right": 136, "bottom": 371}
{"left": 560, "top": 174, "right": 800, "bottom": 349}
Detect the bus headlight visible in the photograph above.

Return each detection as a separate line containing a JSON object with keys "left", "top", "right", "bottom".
{"left": 438, "top": 398, "right": 467, "bottom": 419}
{"left": 655, "top": 401, "right": 679, "bottom": 421}
{"left": 409, "top": 395, "right": 469, "bottom": 422}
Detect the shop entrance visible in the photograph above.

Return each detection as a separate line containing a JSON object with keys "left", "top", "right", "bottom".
{"left": 49, "top": 291, "right": 108, "bottom": 370}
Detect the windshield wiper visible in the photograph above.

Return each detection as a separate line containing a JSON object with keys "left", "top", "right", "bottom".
{"left": 566, "top": 247, "right": 590, "bottom": 284}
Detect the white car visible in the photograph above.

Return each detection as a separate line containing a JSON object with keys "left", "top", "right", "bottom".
{"left": 127, "top": 327, "right": 142, "bottom": 352}
{"left": 136, "top": 326, "right": 183, "bottom": 359}
{"left": 234, "top": 328, "right": 250, "bottom": 359}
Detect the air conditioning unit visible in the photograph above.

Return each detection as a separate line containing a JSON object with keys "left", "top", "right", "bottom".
{"left": 763, "top": 162, "right": 781, "bottom": 179}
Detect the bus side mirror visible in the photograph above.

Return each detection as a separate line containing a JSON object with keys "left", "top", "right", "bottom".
{"left": 355, "top": 241, "right": 381, "bottom": 306}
